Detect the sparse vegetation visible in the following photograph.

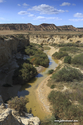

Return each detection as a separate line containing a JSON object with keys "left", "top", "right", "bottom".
{"left": 48, "top": 91, "right": 83, "bottom": 124}
{"left": 52, "top": 66, "right": 83, "bottom": 82}
{"left": 64, "top": 55, "right": 71, "bottom": 64}
{"left": 7, "top": 96, "right": 28, "bottom": 115}
{"left": 25, "top": 44, "right": 49, "bottom": 67}
{"left": 50, "top": 85, "right": 55, "bottom": 89}
{"left": 52, "top": 51, "right": 68, "bottom": 59}
{"left": 71, "top": 53, "right": 83, "bottom": 66}
{"left": 48, "top": 69, "right": 54, "bottom": 74}
{"left": 13, "top": 63, "right": 37, "bottom": 85}
{"left": 59, "top": 46, "right": 80, "bottom": 53}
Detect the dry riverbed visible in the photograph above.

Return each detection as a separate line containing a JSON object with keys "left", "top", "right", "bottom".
{"left": 35, "top": 46, "right": 62, "bottom": 116}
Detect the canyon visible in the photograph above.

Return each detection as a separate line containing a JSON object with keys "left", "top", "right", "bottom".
{"left": 0, "top": 24, "right": 83, "bottom": 124}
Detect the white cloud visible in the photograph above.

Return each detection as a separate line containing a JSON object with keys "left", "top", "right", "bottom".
{"left": 18, "top": 4, "right": 21, "bottom": 6}
{"left": 72, "top": 4, "right": 76, "bottom": 6}
{"left": 34, "top": 16, "right": 62, "bottom": 20}
{"left": 28, "top": 13, "right": 35, "bottom": 17}
{"left": 60, "top": 2, "right": 71, "bottom": 6}
{"left": 0, "top": 0, "right": 3, "bottom": 3}
{"left": 74, "top": 13, "right": 83, "bottom": 18}
{"left": 23, "top": 3, "right": 28, "bottom": 6}
{"left": 69, "top": 19, "right": 83, "bottom": 22}
{"left": 28, "top": 4, "right": 65, "bottom": 14}
{"left": 18, "top": 11, "right": 28, "bottom": 15}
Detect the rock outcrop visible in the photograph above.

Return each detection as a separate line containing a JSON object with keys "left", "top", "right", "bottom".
{"left": 0, "top": 95, "right": 40, "bottom": 125}
{"left": 0, "top": 35, "right": 29, "bottom": 67}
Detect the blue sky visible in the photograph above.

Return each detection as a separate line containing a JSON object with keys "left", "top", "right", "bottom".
{"left": 0, "top": 0, "right": 83, "bottom": 27}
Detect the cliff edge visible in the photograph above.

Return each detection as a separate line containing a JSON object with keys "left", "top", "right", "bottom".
{"left": 0, "top": 95, "right": 40, "bottom": 125}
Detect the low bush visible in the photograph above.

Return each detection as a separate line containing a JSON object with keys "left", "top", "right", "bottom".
{"left": 7, "top": 96, "right": 28, "bottom": 115}
{"left": 13, "top": 63, "right": 37, "bottom": 85}
{"left": 52, "top": 66, "right": 83, "bottom": 82}
{"left": 51, "top": 85, "right": 55, "bottom": 89}
{"left": 60, "top": 46, "right": 79, "bottom": 53}
{"left": 57, "top": 43, "right": 80, "bottom": 47}
{"left": 71, "top": 53, "right": 83, "bottom": 66}
{"left": 48, "top": 69, "right": 54, "bottom": 74}
{"left": 48, "top": 91, "right": 71, "bottom": 119}
{"left": 64, "top": 55, "right": 71, "bottom": 64}
{"left": 48, "top": 91, "right": 83, "bottom": 123}
{"left": 25, "top": 44, "right": 49, "bottom": 67}
{"left": 29, "top": 53, "right": 49, "bottom": 67}
{"left": 52, "top": 51, "right": 68, "bottom": 59}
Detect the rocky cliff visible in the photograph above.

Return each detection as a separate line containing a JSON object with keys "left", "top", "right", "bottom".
{"left": 0, "top": 95, "right": 40, "bottom": 125}
{"left": 0, "top": 35, "right": 29, "bottom": 67}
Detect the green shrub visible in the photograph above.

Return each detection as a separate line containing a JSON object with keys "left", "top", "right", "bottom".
{"left": 71, "top": 53, "right": 83, "bottom": 66}
{"left": 19, "top": 63, "right": 37, "bottom": 83}
{"left": 48, "top": 69, "right": 54, "bottom": 74}
{"left": 13, "top": 63, "right": 37, "bottom": 85}
{"left": 48, "top": 91, "right": 71, "bottom": 119}
{"left": 25, "top": 44, "right": 49, "bottom": 67}
{"left": 59, "top": 46, "right": 79, "bottom": 53}
{"left": 7, "top": 96, "right": 28, "bottom": 115}
{"left": 48, "top": 91, "right": 83, "bottom": 123}
{"left": 57, "top": 43, "right": 79, "bottom": 47}
{"left": 64, "top": 55, "right": 71, "bottom": 64}
{"left": 52, "top": 66, "right": 83, "bottom": 82}
{"left": 52, "top": 51, "right": 68, "bottom": 59}
{"left": 51, "top": 85, "right": 55, "bottom": 89}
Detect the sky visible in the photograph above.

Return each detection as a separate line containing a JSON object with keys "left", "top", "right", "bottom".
{"left": 0, "top": 0, "right": 83, "bottom": 27}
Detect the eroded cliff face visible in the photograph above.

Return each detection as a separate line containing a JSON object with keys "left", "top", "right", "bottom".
{"left": 0, "top": 34, "right": 83, "bottom": 68}
{"left": 0, "top": 34, "right": 83, "bottom": 102}
{"left": 0, "top": 35, "right": 29, "bottom": 67}
{"left": 29, "top": 34, "right": 83, "bottom": 44}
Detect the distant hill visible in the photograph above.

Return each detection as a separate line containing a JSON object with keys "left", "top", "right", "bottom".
{"left": 0, "top": 23, "right": 82, "bottom": 31}
{"left": 58, "top": 25, "right": 78, "bottom": 31}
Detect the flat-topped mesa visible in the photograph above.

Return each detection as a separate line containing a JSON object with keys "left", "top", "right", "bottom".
{"left": 58, "top": 25, "right": 78, "bottom": 31}
{"left": 0, "top": 23, "right": 82, "bottom": 31}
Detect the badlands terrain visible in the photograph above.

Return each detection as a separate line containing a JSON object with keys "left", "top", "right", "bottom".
{"left": 0, "top": 23, "right": 83, "bottom": 125}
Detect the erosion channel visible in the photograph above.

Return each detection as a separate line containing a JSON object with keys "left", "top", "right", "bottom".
{"left": 18, "top": 48, "right": 58, "bottom": 120}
